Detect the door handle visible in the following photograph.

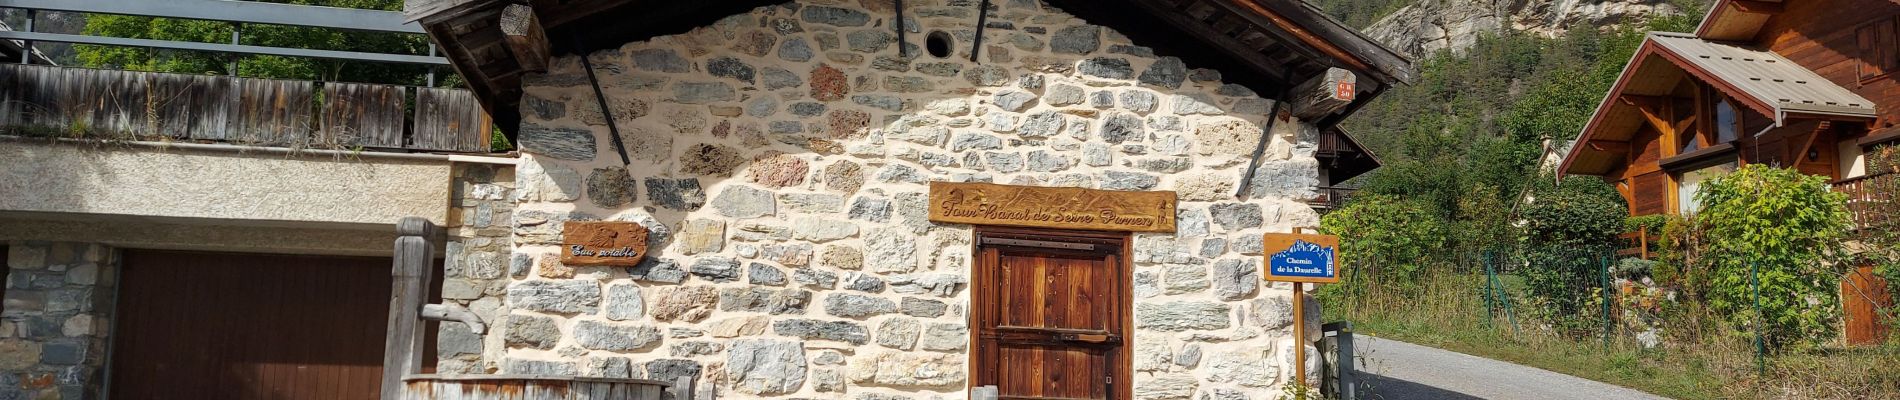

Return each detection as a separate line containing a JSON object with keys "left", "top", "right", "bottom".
{"left": 1061, "top": 333, "right": 1113, "bottom": 344}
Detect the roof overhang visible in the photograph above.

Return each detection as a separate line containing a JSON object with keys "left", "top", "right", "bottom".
{"left": 406, "top": 0, "right": 1416, "bottom": 138}
{"left": 1320, "top": 127, "right": 1382, "bottom": 184}
{"left": 1694, "top": 0, "right": 1785, "bottom": 41}
{"left": 1560, "top": 33, "right": 1879, "bottom": 177}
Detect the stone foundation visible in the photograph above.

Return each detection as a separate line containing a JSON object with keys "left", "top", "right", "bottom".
{"left": 1, "top": 242, "right": 117, "bottom": 400}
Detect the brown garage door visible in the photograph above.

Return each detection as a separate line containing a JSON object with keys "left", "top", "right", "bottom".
{"left": 111, "top": 250, "right": 392, "bottom": 400}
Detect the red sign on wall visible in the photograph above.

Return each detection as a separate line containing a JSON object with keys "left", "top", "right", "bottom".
{"left": 1335, "top": 81, "right": 1357, "bottom": 101}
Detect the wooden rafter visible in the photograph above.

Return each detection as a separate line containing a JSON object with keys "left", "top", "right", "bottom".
{"left": 1730, "top": 0, "right": 1785, "bottom": 14}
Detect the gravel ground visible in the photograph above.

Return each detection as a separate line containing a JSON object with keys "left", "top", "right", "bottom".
{"left": 1350, "top": 336, "right": 1669, "bottom": 400}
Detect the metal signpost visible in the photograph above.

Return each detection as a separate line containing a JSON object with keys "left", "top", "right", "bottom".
{"left": 1263, "top": 229, "right": 1341, "bottom": 391}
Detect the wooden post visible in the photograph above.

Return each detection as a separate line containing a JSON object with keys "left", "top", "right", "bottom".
{"left": 1291, "top": 227, "right": 1308, "bottom": 389}
{"left": 381, "top": 217, "right": 437, "bottom": 399}
{"left": 500, "top": 4, "right": 551, "bottom": 73}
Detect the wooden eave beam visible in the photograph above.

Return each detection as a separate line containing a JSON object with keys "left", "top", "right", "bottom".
{"left": 1127, "top": 0, "right": 1292, "bottom": 85}
{"left": 1730, "top": 0, "right": 1785, "bottom": 14}
{"left": 500, "top": 4, "right": 551, "bottom": 72}
{"left": 1588, "top": 139, "right": 1632, "bottom": 153}
{"left": 1288, "top": 67, "right": 1355, "bottom": 119}
{"left": 1198, "top": 1, "right": 1346, "bottom": 74}
{"left": 1217, "top": 0, "right": 1414, "bottom": 84}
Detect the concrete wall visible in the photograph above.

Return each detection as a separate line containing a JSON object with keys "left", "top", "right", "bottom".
{"left": 0, "top": 141, "right": 454, "bottom": 226}
{"left": 494, "top": 1, "right": 1327, "bottom": 399}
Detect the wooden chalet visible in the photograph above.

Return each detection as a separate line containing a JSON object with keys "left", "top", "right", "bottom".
{"left": 1559, "top": 0, "right": 1897, "bottom": 345}
{"left": 1561, "top": 0, "right": 1898, "bottom": 216}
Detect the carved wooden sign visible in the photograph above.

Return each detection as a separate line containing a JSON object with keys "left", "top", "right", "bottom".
{"left": 561, "top": 221, "right": 650, "bottom": 266}
{"left": 927, "top": 182, "right": 1177, "bottom": 232}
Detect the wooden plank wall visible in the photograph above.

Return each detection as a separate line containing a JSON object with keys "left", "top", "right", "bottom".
{"left": 413, "top": 87, "right": 494, "bottom": 153}
{"left": 0, "top": 64, "right": 493, "bottom": 153}
{"left": 322, "top": 82, "right": 408, "bottom": 148}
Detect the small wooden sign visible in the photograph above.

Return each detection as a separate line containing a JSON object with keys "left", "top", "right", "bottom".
{"left": 927, "top": 182, "right": 1177, "bottom": 232}
{"left": 561, "top": 221, "right": 650, "bottom": 266}
{"left": 1262, "top": 233, "right": 1341, "bottom": 283}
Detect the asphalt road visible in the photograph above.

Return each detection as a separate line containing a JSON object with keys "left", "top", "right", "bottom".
{"left": 1351, "top": 336, "right": 1668, "bottom": 400}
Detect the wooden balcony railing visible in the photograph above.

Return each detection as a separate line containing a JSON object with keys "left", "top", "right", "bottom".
{"left": 1308, "top": 186, "right": 1356, "bottom": 210}
{"left": 1833, "top": 172, "right": 1895, "bottom": 231}
{"left": 1617, "top": 230, "right": 1655, "bottom": 260}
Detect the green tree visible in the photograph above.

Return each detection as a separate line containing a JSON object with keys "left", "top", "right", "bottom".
{"left": 75, "top": 0, "right": 436, "bottom": 85}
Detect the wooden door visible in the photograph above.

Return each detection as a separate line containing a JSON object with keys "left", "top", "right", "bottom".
{"left": 1843, "top": 265, "right": 1892, "bottom": 345}
{"left": 972, "top": 227, "right": 1131, "bottom": 400}
{"left": 111, "top": 250, "right": 393, "bottom": 399}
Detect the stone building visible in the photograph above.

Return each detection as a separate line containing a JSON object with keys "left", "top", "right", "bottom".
{"left": 409, "top": 0, "right": 1411, "bottom": 399}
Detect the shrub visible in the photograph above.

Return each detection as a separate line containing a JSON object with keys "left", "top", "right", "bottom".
{"left": 1653, "top": 215, "right": 1702, "bottom": 290}
{"left": 1319, "top": 194, "right": 1449, "bottom": 295}
{"left": 1518, "top": 176, "right": 1626, "bottom": 332}
{"left": 1694, "top": 165, "right": 1851, "bottom": 350}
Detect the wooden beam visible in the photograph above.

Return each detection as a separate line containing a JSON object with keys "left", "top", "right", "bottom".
{"left": 499, "top": 4, "right": 550, "bottom": 72}
{"left": 1730, "top": 0, "right": 1785, "bottom": 14}
{"left": 1124, "top": 0, "right": 1291, "bottom": 84}
{"left": 1213, "top": 0, "right": 1415, "bottom": 83}
{"left": 1288, "top": 67, "right": 1356, "bottom": 119}
{"left": 1619, "top": 94, "right": 1663, "bottom": 108}
{"left": 1588, "top": 139, "right": 1632, "bottom": 153}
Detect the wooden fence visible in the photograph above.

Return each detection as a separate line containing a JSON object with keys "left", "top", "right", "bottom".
{"left": 1834, "top": 172, "right": 1894, "bottom": 231}
{"left": 0, "top": 64, "right": 493, "bottom": 153}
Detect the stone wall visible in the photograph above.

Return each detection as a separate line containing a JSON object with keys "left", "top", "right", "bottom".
{"left": 499, "top": 0, "right": 1325, "bottom": 399}
{"left": 1, "top": 242, "right": 116, "bottom": 400}
{"left": 437, "top": 162, "right": 520, "bottom": 373}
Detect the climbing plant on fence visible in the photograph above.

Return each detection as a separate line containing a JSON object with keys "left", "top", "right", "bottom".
{"left": 1694, "top": 165, "right": 1851, "bottom": 350}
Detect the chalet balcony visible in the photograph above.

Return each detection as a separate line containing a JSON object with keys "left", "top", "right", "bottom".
{"left": 1307, "top": 186, "right": 1357, "bottom": 211}
{"left": 1834, "top": 172, "right": 1895, "bottom": 232}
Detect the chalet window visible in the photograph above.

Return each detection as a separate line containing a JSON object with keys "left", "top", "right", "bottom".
{"left": 1714, "top": 98, "right": 1739, "bottom": 143}
{"left": 1674, "top": 95, "right": 1701, "bottom": 154}
{"left": 1677, "top": 162, "right": 1737, "bottom": 215}
{"left": 1857, "top": 17, "right": 1897, "bottom": 82}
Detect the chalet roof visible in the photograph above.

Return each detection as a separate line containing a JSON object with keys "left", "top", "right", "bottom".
{"left": 1320, "top": 127, "right": 1380, "bottom": 184}
{"left": 1650, "top": 32, "right": 1876, "bottom": 119}
{"left": 406, "top": 0, "right": 1416, "bottom": 138}
{"left": 1559, "top": 32, "right": 1878, "bottom": 176}
{"left": 1694, "top": 0, "right": 1783, "bottom": 41}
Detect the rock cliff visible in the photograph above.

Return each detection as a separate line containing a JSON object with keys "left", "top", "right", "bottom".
{"left": 1364, "top": 0, "right": 1686, "bottom": 57}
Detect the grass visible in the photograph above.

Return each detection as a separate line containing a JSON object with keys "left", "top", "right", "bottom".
{"left": 1327, "top": 270, "right": 1900, "bottom": 400}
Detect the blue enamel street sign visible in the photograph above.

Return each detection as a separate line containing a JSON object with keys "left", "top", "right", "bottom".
{"left": 1263, "top": 233, "right": 1341, "bottom": 283}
